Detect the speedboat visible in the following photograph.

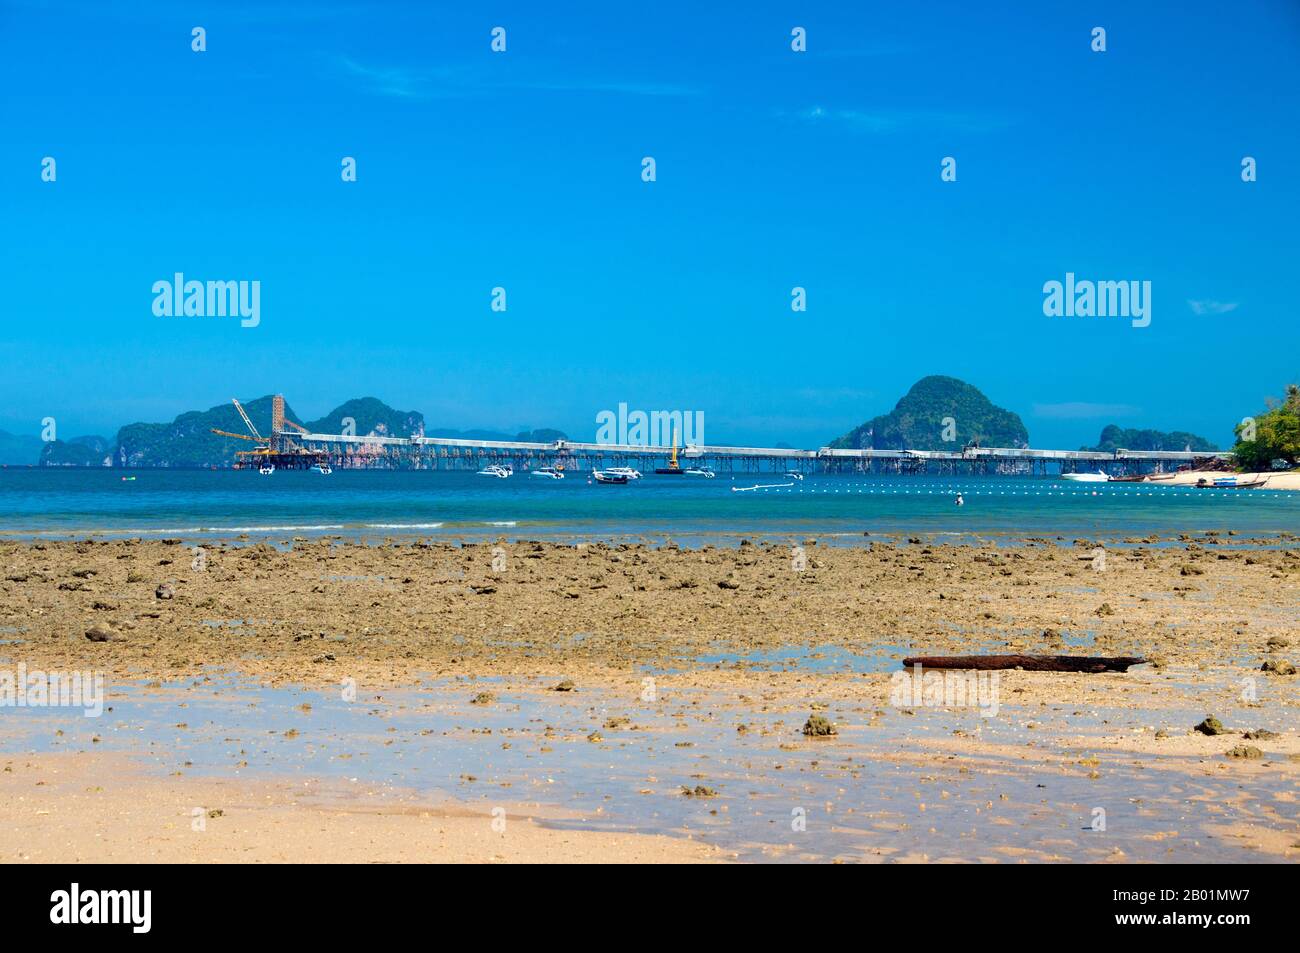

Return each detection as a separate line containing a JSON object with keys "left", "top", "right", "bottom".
{"left": 531, "top": 466, "right": 564, "bottom": 480}
{"left": 684, "top": 466, "right": 715, "bottom": 478}
{"left": 1061, "top": 471, "right": 1109, "bottom": 482}
{"left": 784, "top": 471, "right": 804, "bottom": 481}
{"left": 259, "top": 464, "right": 275, "bottom": 475}
{"left": 603, "top": 466, "right": 642, "bottom": 480}
{"left": 592, "top": 469, "right": 629, "bottom": 484}
{"left": 310, "top": 463, "right": 332, "bottom": 475}
{"left": 476, "top": 464, "right": 512, "bottom": 478}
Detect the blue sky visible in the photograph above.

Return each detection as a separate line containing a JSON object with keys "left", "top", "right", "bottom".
{"left": 2, "top": 0, "right": 1298, "bottom": 449}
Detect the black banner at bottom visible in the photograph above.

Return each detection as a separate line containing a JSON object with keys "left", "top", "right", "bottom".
{"left": 0, "top": 862, "right": 1286, "bottom": 939}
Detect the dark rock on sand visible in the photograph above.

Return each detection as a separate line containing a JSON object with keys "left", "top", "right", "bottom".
{"left": 84, "top": 623, "right": 123, "bottom": 643}
{"left": 681, "top": 785, "right": 718, "bottom": 797}
{"left": 1194, "top": 715, "right": 1226, "bottom": 736}
{"left": 802, "top": 713, "right": 837, "bottom": 737}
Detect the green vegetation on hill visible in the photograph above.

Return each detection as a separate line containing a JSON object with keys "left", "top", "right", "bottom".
{"left": 829, "top": 376, "right": 1028, "bottom": 451}
{"left": 1082, "top": 424, "right": 1217, "bottom": 454}
{"left": 1233, "top": 383, "right": 1300, "bottom": 471}
{"left": 304, "top": 397, "right": 423, "bottom": 439}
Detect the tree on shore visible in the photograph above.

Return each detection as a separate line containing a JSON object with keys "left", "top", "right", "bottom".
{"left": 1232, "top": 384, "right": 1300, "bottom": 470}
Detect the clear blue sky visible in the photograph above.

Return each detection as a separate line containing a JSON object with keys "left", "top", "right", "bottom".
{"left": 2, "top": 0, "right": 1297, "bottom": 449}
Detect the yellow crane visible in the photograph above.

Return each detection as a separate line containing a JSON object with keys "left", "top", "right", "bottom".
{"left": 210, "top": 394, "right": 326, "bottom": 468}
{"left": 211, "top": 399, "right": 271, "bottom": 459}
{"left": 231, "top": 398, "right": 262, "bottom": 441}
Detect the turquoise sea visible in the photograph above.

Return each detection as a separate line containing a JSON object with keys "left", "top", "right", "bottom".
{"left": 1, "top": 469, "right": 1296, "bottom": 543}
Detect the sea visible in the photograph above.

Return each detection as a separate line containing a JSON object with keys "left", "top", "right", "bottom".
{"left": 1, "top": 468, "right": 1296, "bottom": 544}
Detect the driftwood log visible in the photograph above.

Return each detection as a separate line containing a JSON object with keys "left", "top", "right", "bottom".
{"left": 901, "top": 655, "right": 1146, "bottom": 673}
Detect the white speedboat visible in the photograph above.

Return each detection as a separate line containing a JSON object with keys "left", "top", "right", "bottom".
{"left": 684, "top": 466, "right": 715, "bottom": 478}
{"left": 531, "top": 466, "right": 564, "bottom": 480}
{"left": 784, "top": 471, "right": 805, "bottom": 481}
{"left": 476, "top": 464, "right": 512, "bottom": 478}
{"left": 603, "top": 466, "right": 642, "bottom": 480}
{"left": 1061, "top": 471, "right": 1109, "bottom": 482}
{"left": 258, "top": 464, "right": 275, "bottom": 475}
{"left": 310, "top": 463, "right": 332, "bottom": 475}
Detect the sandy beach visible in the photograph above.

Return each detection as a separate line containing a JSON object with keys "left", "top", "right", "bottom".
{"left": 2, "top": 534, "right": 1297, "bottom": 862}
{"left": 1146, "top": 470, "right": 1300, "bottom": 490}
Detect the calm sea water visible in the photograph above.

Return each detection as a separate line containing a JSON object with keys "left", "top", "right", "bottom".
{"left": 2, "top": 468, "right": 1296, "bottom": 543}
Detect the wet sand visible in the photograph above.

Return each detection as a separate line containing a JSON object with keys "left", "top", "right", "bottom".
{"left": 0, "top": 752, "right": 726, "bottom": 863}
{"left": 1, "top": 535, "right": 1297, "bottom": 862}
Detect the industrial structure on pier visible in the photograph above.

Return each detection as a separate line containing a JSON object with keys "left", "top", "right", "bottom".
{"left": 210, "top": 395, "right": 1229, "bottom": 476}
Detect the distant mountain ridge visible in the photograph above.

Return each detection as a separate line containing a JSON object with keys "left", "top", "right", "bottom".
{"left": 32, "top": 396, "right": 568, "bottom": 468}
{"left": 1082, "top": 424, "right": 1217, "bottom": 454}
{"left": 830, "top": 376, "right": 1029, "bottom": 451}
{"left": 0, "top": 429, "right": 46, "bottom": 466}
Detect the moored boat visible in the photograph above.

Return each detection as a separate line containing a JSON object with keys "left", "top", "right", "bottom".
{"left": 1198, "top": 476, "right": 1266, "bottom": 489}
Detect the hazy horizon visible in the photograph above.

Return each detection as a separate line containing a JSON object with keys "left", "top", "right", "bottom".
{"left": 0, "top": 375, "right": 1274, "bottom": 452}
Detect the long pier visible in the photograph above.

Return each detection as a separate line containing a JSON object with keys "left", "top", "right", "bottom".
{"left": 248, "top": 429, "right": 1229, "bottom": 475}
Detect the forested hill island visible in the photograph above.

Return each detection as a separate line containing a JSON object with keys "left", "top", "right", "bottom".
{"left": 19, "top": 396, "right": 566, "bottom": 468}
{"left": 6, "top": 377, "right": 1226, "bottom": 468}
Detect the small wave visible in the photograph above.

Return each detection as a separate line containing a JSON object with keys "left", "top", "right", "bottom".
{"left": 485, "top": 521, "right": 518, "bottom": 526}
{"left": 0, "top": 523, "right": 349, "bottom": 538}
{"left": 364, "top": 522, "right": 445, "bottom": 529}
{"left": 202, "top": 524, "right": 347, "bottom": 533}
